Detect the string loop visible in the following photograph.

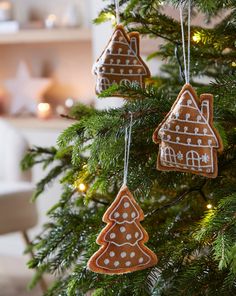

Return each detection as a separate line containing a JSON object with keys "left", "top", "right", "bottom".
{"left": 123, "top": 112, "right": 133, "bottom": 186}
{"left": 115, "top": 0, "right": 120, "bottom": 24}
{"left": 179, "top": 0, "right": 191, "bottom": 84}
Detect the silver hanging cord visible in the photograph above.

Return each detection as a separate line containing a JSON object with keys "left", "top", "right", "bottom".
{"left": 123, "top": 112, "right": 133, "bottom": 186}
{"left": 115, "top": 0, "right": 120, "bottom": 24}
{"left": 179, "top": 0, "right": 191, "bottom": 84}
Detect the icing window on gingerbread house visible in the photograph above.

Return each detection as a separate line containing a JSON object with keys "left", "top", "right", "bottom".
{"left": 186, "top": 150, "right": 201, "bottom": 168}
{"left": 99, "top": 78, "right": 110, "bottom": 91}
{"left": 163, "top": 146, "right": 176, "bottom": 164}
{"left": 120, "top": 79, "right": 131, "bottom": 85}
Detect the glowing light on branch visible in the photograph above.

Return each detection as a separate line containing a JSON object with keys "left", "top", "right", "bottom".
{"left": 192, "top": 32, "right": 201, "bottom": 43}
{"left": 206, "top": 204, "right": 213, "bottom": 209}
{"left": 78, "top": 183, "right": 86, "bottom": 192}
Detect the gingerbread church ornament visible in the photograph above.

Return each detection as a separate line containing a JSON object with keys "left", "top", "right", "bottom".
{"left": 93, "top": 25, "right": 150, "bottom": 95}
{"left": 153, "top": 84, "right": 223, "bottom": 178}
{"left": 88, "top": 186, "right": 157, "bottom": 274}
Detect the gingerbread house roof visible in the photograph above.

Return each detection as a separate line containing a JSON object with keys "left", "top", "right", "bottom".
{"left": 153, "top": 84, "right": 222, "bottom": 149}
{"left": 93, "top": 25, "right": 150, "bottom": 77}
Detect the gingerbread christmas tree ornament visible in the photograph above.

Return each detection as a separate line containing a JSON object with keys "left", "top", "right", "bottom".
{"left": 87, "top": 186, "right": 158, "bottom": 274}
{"left": 88, "top": 113, "right": 157, "bottom": 274}
{"left": 92, "top": 24, "right": 150, "bottom": 95}
{"left": 153, "top": 84, "right": 223, "bottom": 178}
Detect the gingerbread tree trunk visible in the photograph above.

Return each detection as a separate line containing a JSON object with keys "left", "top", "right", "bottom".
{"left": 88, "top": 186, "right": 157, "bottom": 274}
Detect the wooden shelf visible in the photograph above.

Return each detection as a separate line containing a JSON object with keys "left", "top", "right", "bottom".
{"left": 0, "top": 28, "right": 92, "bottom": 44}
{"left": 3, "top": 116, "right": 72, "bottom": 130}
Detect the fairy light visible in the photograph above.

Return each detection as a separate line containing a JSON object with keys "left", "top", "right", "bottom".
{"left": 206, "top": 203, "right": 213, "bottom": 209}
{"left": 78, "top": 183, "right": 86, "bottom": 192}
{"left": 232, "top": 61, "right": 236, "bottom": 67}
{"left": 192, "top": 32, "right": 201, "bottom": 43}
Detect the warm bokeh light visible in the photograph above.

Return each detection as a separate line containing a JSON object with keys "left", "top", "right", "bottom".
{"left": 192, "top": 32, "right": 201, "bottom": 43}
{"left": 37, "top": 103, "right": 52, "bottom": 119}
{"left": 78, "top": 183, "right": 86, "bottom": 192}
{"left": 37, "top": 103, "right": 50, "bottom": 112}
{"left": 206, "top": 204, "right": 213, "bottom": 209}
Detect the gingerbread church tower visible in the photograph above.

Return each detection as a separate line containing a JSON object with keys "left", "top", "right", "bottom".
{"left": 87, "top": 186, "right": 157, "bottom": 274}
{"left": 93, "top": 25, "right": 150, "bottom": 95}
{"left": 153, "top": 84, "right": 223, "bottom": 178}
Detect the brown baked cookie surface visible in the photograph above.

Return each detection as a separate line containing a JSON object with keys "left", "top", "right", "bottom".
{"left": 153, "top": 84, "right": 223, "bottom": 178}
{"left": 93, "top": 24, "right": 150, "bottom": 96}
{"left": 87, "top": 186, "right": 158, "bottom": 274}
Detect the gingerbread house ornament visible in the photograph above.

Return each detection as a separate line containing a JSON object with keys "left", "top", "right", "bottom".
{"left": 93, "top": 25, "right": 150, "bottom": 95}
{"left": 88, "top": 186, "right": 158, "bottom": 274}
{"left": 153, "top": 84, "right": 223, "bottom": 178}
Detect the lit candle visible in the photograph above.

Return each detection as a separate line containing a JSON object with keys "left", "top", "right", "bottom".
{"left": 45, "top": 14, "right": 57, "bottom": 29}
{"left": 37, "top": 103, "right": 52, "bottom": 119}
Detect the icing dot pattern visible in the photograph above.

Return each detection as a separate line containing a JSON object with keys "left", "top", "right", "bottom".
{"left": 88, "top": 186, "right": 158, "bottom": 274}
{"left": 110, "top": 195, "right": 139, "bottom": 223}
{"left": 104, "top": 222, "right": 143, "bottom": 245}
{"left": 97, "top": 243, "right": 151, "bottom": 270}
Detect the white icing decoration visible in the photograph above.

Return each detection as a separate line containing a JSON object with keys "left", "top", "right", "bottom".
{"left": 114, "top": 212, "right": 120, "bottom": 218}
{"left": 131, "top": 212, "right": 136, "bottom": 218}
{"left": 130, "top": 252, "right": 135, "bottom": 258}
{"left": 187, "top": 99, "right": 192, "bottom": 106}
{"left": 126, "top": 234, "right": 132, "bottom": 240}
{"left": 120, "top": 226, "right": 126, "bottom": 233}
{"left": 108, "top": 195, "right": 139, "bottom": 224}
{"left": 202, "top": 153, "right": 209, "bottom": 163}
{"left": 96, "top": 242, "right": 151, "bottom": 270}
{"left": 138, "top": 257, "right": 144, "bottom": 263}
{"left": 135, "top": 232, "right": 139, "bottom": 238}
{"left": 114, "top": 261, "right": 120, "bottom": 267}
{"left": 122, "top": 213, "right": 128, "bottom": 219}
{"left": 197, "top": 115, "right": 202, "bottom": 122}
{"left": 185, "top": 113, "right": 190, "bottom": 120}
{"left": 125, "top": 261, "right": 131, "bottom": 267}
{"left": 104, "top": 259, "right": 110, "bottom": 265}
{"left": 110, "top": 251, "right": 115, "bottom": 257}
{"left": 124, "top": 202, "right": 130, "bottom": 208}
{"left": 121, "top": 252, "right": 127, "bottom": 258}
{"left": 177, "top": 151, "right": 183, "bottom": 160}
{"left": 110, "top": 233, "right": 116, "bottom": 239}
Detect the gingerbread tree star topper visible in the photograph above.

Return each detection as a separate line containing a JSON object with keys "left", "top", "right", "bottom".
{"left": 88, "top": 113, "right": 157, "bottom": 274}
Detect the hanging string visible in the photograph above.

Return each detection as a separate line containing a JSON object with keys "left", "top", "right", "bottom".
{"left": 179, "top": 0, "right": 191, "bottom": 84}
{"left": 123, "top": 112, "right": 133, "bottom": 186}
{"left": 115, "top": 0, "right": 120, "bottom": 25}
